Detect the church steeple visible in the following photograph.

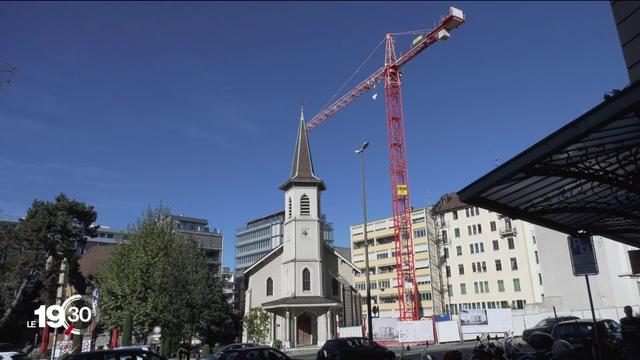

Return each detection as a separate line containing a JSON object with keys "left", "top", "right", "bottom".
{"left": 280, "top": 107, "right": 326, "bottom": 191}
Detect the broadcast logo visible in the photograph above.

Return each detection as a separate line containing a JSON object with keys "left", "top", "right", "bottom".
{"left": 27, "top": 295, "right": 98, "bottom": 335}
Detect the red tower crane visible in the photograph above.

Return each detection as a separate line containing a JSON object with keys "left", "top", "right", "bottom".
{"left": 307, "top": 7, "right": 465, "bottom": 321}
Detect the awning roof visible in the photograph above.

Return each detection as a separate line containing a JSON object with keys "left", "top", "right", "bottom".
{"left": 459, "top": 80, "right": 640, "bottom": 247}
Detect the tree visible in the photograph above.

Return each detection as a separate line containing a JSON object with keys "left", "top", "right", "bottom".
{"left": 98, "top": 205, "right": 231, "bottom": 348}
{"left": 243, "top": 307, "right": 270, "bottom": 344}
{"left": 0, "top": 193, "right": 97, "bottom": 330}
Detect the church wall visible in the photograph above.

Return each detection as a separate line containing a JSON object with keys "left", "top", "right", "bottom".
{"left": 244, "top": 252, "right": 284, "bottom": 312}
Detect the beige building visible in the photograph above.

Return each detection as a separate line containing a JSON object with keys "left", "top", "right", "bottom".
{"left": 350, "top": 193, "right": 546, "bottom": 319}
{"left": 242, "top": 114, "right": 361, "bottom": 348}
{"left": 350, "top": 208, "right": 440, "bottom": 318}
{"left": 433, "top": 193, "right": 543, "bottom": 314}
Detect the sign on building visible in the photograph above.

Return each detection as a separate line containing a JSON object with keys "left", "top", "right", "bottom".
{"left": 567, "top": 234, "right": 599, "bottom": 276}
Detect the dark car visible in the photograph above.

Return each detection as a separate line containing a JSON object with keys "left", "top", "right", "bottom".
{"left": 207, "top": 344, "right": 260, "bottom": 360}
{"left": 316, "top": 337, "right": 395, "bottom": 360}
{"left": 217, "top": 346, "right": 290, "bottom": 360}
{"left": 67, "top": 348, "right": 167, "bottom": 360}
{"left": 523, "top": 316, "right": 580, "bottom": 343}
{"left": 551, "top": 318, "right": 623, "bottom": 359}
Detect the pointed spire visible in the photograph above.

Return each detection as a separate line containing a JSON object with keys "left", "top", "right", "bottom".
{"left": 280, "top": 108, "right": 326, "bottom": 191}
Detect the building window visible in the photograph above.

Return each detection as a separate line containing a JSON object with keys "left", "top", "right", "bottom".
{"left": 510, "top": 257, "right": 518, "bottom": 271}
{"left": 414, "top": 229, "right": 426, "bottom": 238}
{"left": 300, "top": 195, "right": 310, "bottom": 216}
{"left": 492, "top": 240, "right": 499, "bottom": 251}
{"left": 474, "top": 282, "right": 479, "bottom": 294}
{"left": 454, "top": 228, "right": 460, "bottom": 238}
{"left": 453, "top": 211, "right": 458, "bottom": 220}
{"left": 498, "top": 280, "right": 505, "bottom": 292}
{"left": 481, "top": 261, "right": 487, "bottom": 272}
{"left": 465, "top": 208, "right": 470, "bottom": 217}
{"left": 460, "top": 283, "right": 467, "bottom": 295}
{"left": 539, "top": 273, "right": 543, "bottom": 285}
{"left": 377, "top": 252, "right": 389, "bottom": 260}
{"left": 472, "top": 225, "right": 477, "bottom": 235}
{"left": 288, "top": 197, "right": 292, "bottom": 218}
{"left": 446, "top": 266, "right": 451, "bottom": 277}
{"left": 535, "top": 251, "right": 539, "bottom": 264}
{"left": 479, "top": 243, "right": 485, "bottom": 252}
{"left": 484, "top": 281, "right": 490, "bottom": 293}
{"left": 332, "top": 278, "right": 340, "bottom": 296}
{"left": 441, "top": 230, "right": 448, "bottom": 243}
{"left": 302, "top": 268, "right": 311, "bottom": 291}
{"left": 468, "top": 226, "right": 472, "bottom": 235}
{"left": 470, "top": 244, "right": 474, "bottom": 254}
{"left": 490, "top": 221, "right": 496, "bottom": 232}
{"left": 508, "top": 237, "right": 515, "bottom": 249}
{"left": 513, "top": 278, "right": 521, "bottom": 292}
{"left": 458, "top": 264, "right": 464, "bottom": 275}
{"left": 266, "top": 278, "right": 273, "bottom": 296}
{"left": 474, "top": 243, "right": 479, "bottom": 253}
{"left": 477, "top": 224, "right": 482, "bottom": 234}
{"left": 379, "top": 280, "right": 390, "bottom": 289}
{"left": 456, "top": 246, "right": 462, "bottom": 256}
{"left": 472, "top": 263, "right": 477, "bottom": 273}
{"left": 444, "top": 248, "right": 449, "bottom": 259}
{"left": 495, "top": 259, "right": 502, "bottom": 271}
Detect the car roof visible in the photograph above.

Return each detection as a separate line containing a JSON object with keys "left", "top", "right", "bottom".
{"left": 557, "top": 319, "right": 607, "bottom": 325}
{"left": 69, "top": 349, "right": 158, "bottom": 356}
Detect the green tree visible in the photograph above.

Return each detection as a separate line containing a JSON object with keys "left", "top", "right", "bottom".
{"left": 98, "top": 205, "right": 231, "bottom": 347}
{"left": 243, "top": 308, "right": 270, "bottom": 344}
{"left": 0, "top": 193, "right": 97, "bottom": 329}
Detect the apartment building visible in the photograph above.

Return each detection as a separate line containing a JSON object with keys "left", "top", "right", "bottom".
{"left": 433, "top": 193, "right": 543, "bottom": 314}
{"left": 171, "top": 214, "right": 223, "bottom": 274}
{"left": 350, "top": 208, "right": 436, "bottom": 318}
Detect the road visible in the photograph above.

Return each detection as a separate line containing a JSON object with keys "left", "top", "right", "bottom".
{"left": 285, "top": 341, "right": 478, "bottom": 360}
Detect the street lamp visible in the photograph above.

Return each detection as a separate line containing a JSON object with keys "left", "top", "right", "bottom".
{"left": 355, "top": 141, "right": 374, "bottom": 341}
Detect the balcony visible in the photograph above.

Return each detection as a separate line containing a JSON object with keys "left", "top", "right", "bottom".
{"left": 499, "top": 226, "right": 517, "bottom": 237}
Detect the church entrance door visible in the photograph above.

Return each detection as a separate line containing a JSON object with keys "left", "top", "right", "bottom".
{"left": 297, "top": 314, "right": 312, "bottom": 346}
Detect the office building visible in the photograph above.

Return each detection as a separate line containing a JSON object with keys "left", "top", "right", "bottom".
{"left": 235, "top": 212, "right": 334, "bottom": 273}
{"left": 171, "top": 214, "right": 223, "bottom": 274}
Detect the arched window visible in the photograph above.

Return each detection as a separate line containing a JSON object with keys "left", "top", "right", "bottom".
{"left": 266, "top": 277, "right": 273, "bottom": 296}
{"left": 300, "top": 194, "right": 310, "bottom": 216}
{"left": 302, "top": 268, "right": 311, "bottom": 291}
{"left": 288, "top": 197, "right": 292, "bottom": 218}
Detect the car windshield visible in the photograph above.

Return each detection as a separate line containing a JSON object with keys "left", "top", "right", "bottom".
{"left": 557, "top": 323, "right": 593, "bottom": 336}
{"left": 536, "top": 319, "right": 551, "bottom": 327}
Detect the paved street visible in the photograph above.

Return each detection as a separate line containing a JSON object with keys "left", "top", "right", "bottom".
{"left": 284, "top": 341, "right": 478, "bottom": 360}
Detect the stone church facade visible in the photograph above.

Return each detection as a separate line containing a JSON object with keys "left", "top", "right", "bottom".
{"left": 243, "top": 112, "right": 361, "bottom": 348}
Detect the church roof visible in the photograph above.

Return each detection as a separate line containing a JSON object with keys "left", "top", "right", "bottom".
{"left": 262, "top": 296, "right": 340, "bottom": 309}
{"left": 280, "top": 108, "right": 326, "bottom": 191}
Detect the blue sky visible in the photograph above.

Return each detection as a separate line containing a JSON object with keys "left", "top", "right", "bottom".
{"left": 0, "top": 2, "right": 628, "bottom": 270}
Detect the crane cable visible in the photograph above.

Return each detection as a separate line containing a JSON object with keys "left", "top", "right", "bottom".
{"left": 322, "top": 37, "right": 385, "bottom": 110}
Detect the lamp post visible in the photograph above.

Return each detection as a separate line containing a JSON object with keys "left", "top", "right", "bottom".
{"left": 355, "top": 141, "right": 374, "bottom": 342}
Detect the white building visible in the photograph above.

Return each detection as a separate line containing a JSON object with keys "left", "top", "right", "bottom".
{"left": 242, "top": 113, "right": 361, "bottom": 348}
{"left": 535, "top": 226, "right": 640, "bottom": 311}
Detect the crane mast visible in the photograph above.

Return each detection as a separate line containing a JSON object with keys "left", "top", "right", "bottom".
{"left": 308, "top": 7, "right": 465, "bottom": 321}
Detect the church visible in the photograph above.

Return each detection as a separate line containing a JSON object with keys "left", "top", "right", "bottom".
{"left": 242, "top": 111, "right": 362, "bottom": 348}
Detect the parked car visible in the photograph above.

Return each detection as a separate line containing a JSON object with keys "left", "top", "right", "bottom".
{"left": 207, "top": 343, "right": 259, "bottom": 360}
{"left": 67, "top": 348, "right": 166, "bottom": 360}
{"left": 551, "top": 318, "right": 623, "bottom": 359}
{"left": 217, "top": 346, "right": 290, "bottom": 360}
{"left": 316, "top": 337, "right": 395, "bottom": 360}
{"left": 523, "top": 316, "right": 580, "bottom": 343}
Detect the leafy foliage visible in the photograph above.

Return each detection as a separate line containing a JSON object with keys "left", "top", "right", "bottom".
{"left": 243, "top": 307, "right": 270, "bottom": 344}
{"left": 98, "top": 204, "right": 231, "bottom": 346}
{"left": 0, "top": 193, "right": 97, "bottom": 330}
